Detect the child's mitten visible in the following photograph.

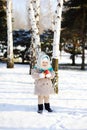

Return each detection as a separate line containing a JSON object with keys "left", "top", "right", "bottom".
{"left": 39, "top": 73, "right": 45, "bottom": 78}
{"left": 45, "top": 73, "right": 51, "bottom": 78}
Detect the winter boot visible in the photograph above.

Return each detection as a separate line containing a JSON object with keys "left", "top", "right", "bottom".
{"left": 38, "top": 104, "right": 43, "bottom": 114}
{"left": 44, "top": 103, "right": 53, "bottom": 112}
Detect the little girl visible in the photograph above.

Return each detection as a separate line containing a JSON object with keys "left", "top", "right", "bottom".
{"left": 31, "top": 52, "right": 55, "bottom": 113}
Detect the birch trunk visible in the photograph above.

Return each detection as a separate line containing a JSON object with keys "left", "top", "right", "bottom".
{"left": 52, "top": 0, "right": 63, "bottom": 93}
{"left": 32, "top": 0, "right": 40, "bottom": 31}
{"left": 28, "top": 0, "right": 41, "bottom": 57}
{"left": 81, "top": 7, "right": 86, "bottom": 70}
{"left": 7, "top": 0, "right": 14, "bottom": 68}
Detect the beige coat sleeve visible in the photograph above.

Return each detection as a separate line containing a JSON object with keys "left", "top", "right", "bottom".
{"left": 31, "top": 69, "right": 40, "bottom": 80}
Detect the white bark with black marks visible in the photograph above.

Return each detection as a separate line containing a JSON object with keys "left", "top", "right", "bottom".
{"left": 32, "top": 0, "right": 40, "bottom": 31}
{"left": 53, "top": 0, "right": 63, "bottom": 59}
{"left": 7, "top": 0, "right": 14, "bottom": 68}
{"left": 28, "top": 0, "right": 41, "bottom": 55}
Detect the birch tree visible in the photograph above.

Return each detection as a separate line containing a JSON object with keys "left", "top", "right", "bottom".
{"left": 27, "top": 0, "right": 41, "bottom": 73}
{"left": 6, "top": 0, "right": 14, "bottom": 68}
{"left": 52, "top": 0, "right": 63, "bottom": 93}
{"left": 32, "top": 0, "right": 40, "bottom": 32}
{"left": 27, "top": 0, "right": 41, "bottom": 57}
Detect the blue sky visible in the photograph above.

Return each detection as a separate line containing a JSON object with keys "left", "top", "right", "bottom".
{"left": 12, "top": 0, "right": 57, "bottom": 12}
{"left": 12, "top": 0, "right": 26, "bottom": 12}
{"left": 12, "top": 0, "right": 57, "bottom": 29}
{"left": 12, "top": 0, "right": 27, "bottom": 28}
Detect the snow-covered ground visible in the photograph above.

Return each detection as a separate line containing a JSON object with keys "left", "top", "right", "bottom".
{"left": 0, "top": 54, "right": 87, "bottom": 130}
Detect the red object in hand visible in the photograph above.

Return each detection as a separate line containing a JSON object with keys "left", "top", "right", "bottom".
{"left": 44, "top": 70, "right": 50, "bottom": 74}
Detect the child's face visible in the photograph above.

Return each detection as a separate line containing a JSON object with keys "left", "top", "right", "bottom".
{"left": 41, "top": 61, "right": 49, "bottom": 69}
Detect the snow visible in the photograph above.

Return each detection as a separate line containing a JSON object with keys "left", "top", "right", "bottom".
{"left": 0, "top": 56, "right": 87, "bottom": 130}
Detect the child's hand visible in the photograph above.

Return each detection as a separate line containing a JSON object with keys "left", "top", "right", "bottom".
{"left": 39, "top": 73, "right": 45, "bottom": 78}
{"left": 45, "top": 73, "right": 51, "bottom": 78}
